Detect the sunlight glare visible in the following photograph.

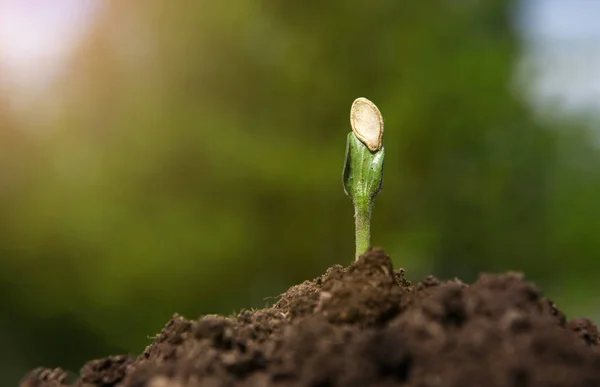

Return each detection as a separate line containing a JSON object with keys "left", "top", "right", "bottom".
{"left": 0, "top": 0, "right": 99, "bottom": 98}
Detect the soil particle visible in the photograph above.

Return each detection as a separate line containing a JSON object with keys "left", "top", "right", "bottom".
{"left": 21, "top": 248, "right": 600, "bottom": 387}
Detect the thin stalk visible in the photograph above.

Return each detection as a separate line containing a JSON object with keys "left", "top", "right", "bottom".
{"left": 354, "top": 196, "right": 372, "bottom": 260}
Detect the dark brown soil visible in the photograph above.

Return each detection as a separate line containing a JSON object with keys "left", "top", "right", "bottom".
{"left": 21, "top": 248, "right": 600, "bottom": 387}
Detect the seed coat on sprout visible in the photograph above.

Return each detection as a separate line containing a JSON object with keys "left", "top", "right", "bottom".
{"left": 350, "top": 97, "right": 384, "bottom": 152}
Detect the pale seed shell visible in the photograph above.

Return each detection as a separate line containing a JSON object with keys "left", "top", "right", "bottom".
{"left": 350, "top": 97, "right": 383, "bottom": 151}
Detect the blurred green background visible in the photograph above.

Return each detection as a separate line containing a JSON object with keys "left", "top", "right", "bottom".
{"left": 2, "top": 0, "right": 600, "bottom": 384}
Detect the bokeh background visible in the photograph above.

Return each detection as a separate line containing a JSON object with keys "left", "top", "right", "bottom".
{"left": 2, "top": 0, "right": 600, "bottom": 383}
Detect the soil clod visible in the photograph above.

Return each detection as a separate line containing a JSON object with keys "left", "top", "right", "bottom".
{"left": 21, "top": 248, "right": 600, "bottom": 387}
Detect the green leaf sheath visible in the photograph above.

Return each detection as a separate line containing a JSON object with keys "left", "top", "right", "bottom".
{"left": 343, "top": 132, "right": 385, "bottom": 259}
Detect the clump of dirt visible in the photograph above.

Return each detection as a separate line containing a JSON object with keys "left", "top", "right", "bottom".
{"left": 21, "top": 248, "right": 600, "bottom": 387}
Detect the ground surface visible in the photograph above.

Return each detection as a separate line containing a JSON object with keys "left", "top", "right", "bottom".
{"left": 21, "top": 248, "right": 600, "bottom": 387}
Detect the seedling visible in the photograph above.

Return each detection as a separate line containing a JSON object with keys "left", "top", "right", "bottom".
{"left": 343, "top": 97, "right": 385, "bottom": 260}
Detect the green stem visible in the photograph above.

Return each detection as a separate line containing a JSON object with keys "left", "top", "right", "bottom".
{"left": 354, "top": 196, "right": 372, "bottom": 260}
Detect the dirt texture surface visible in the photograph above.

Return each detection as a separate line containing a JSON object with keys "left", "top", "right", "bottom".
{"left": 21, "top": 248, "right": 600, "bottom": 387}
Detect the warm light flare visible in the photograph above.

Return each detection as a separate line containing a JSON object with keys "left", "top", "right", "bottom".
{"left": 0, "top": 0, "right": 99, "bottom": 94}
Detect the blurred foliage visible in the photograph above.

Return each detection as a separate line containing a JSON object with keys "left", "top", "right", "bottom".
{"left": 1, "top": 0, "right": 600, "bottom": 383}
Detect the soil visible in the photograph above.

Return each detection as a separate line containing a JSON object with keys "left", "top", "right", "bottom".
{"left": 20, "top": 248, "right": 600, "bottom": 387}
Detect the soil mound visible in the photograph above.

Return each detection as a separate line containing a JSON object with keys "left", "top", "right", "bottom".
{"left": 21, "top": 248, "right": 600, "bottom": 387}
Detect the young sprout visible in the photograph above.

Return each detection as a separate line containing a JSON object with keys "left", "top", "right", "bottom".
{"left": 343, "top": 97, "right": 385, "bottom": 260}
